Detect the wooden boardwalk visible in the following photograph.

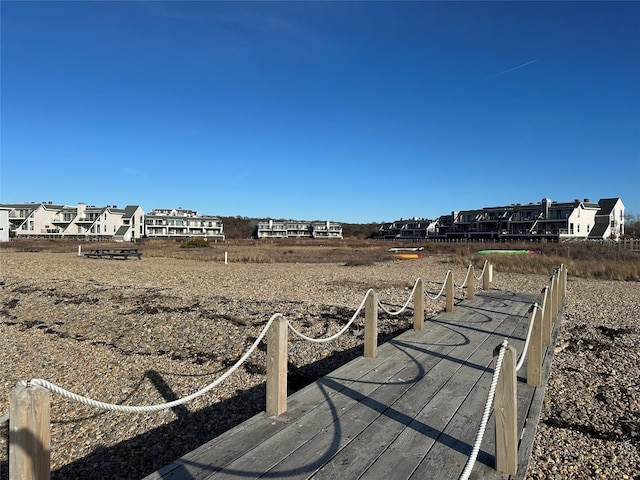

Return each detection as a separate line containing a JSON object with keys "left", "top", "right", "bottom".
{"left": 144, "top": 289, "right": 558, "bottom": 480}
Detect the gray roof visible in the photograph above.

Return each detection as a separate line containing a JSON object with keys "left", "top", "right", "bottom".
{"left": 597, "top": 198, "right": 620, "bottom": 216}
{"left": 115, "top": 225, "right": 130, "bottom": 236}
{"left": 123, "top": 205, "right": 140, "bottom": 219}
{"left": 589, "top": 216, "right": 610, "bottom": 238}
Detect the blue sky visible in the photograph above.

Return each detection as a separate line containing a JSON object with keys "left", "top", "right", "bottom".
{"left": 1, "top": 1, "right": 639, "bottom": 223}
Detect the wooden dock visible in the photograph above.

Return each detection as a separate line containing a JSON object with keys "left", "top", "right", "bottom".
{"left": 144, "top": 289, "right": 559, "bottom": 480}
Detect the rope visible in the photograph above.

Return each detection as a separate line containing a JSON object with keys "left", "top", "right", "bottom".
{"left": 16, "top": 313, "right": 280, "bottom": 413}
{"left": 288, "top": 290, "right": 371, "bottom": 343}
{"left": 459, "top": 338, "right": 509, "bottom": 480}
{"left": 474, "top": 260, "right": 489, "bottom": 281}
{"left": 515, "top": 303, "right": 538, "bottom": 372}
{"left": 454, "top": 264, "right": 473, "bottom": 289}
{"left": 377, "top": 279, "right": 420, "bottom": 316}
{"left": 425, "top": 270, "right": 450, "bottom": 300}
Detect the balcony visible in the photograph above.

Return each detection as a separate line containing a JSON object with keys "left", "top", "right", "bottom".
{"left": 75, "top": 216, "right": 97, "bottom": 224}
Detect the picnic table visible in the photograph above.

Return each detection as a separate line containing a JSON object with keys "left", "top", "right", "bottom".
{"left": 84, "top": 249, "right": 142, "bottom": 260}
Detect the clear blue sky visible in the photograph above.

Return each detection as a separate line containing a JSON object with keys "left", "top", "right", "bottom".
{"left": 2, "top": 1, "right": 639, "bottom": 223}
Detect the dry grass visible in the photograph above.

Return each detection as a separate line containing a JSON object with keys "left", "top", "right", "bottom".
{"left": 2, "top": 238, "right": 638, "bottom": 280}
{"left": 0, "top": 238, "right": 396, "bottom": 265}
{"left": 446, "top": 242, "right": 640, "bottom": 281}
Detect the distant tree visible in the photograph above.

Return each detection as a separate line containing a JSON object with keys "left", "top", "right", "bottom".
{"left": 624, "top": 213, "right": 640, "bottom": 238}
{"left": 220, "top": 216, "right": 253, "bottom": 239}
{"left": 341, "top": 222, "right": 379, "bottom": 239}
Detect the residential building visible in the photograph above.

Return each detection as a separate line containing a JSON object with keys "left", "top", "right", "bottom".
{"left": 375, "top": 218, "right": 437, "bottom": 240}
{"left": 1, "top": 202, "right": 145, "bottom": 241}
{"left": 432, "top": 197, "right": 624, "bottom": 241}
{"left": 311, "top": 221, "right": 344, "bottom": 239}
{"left": 257, "top": 220, "right": 343, "bottom": 239}
{"left": 145, "top": 208, "right": 225, "bottom": 240}
{"left": 376, "top": 197, "right": 625, "bottom": 242}
{"left": 588, "top": 198, "right": 625, "bottom": 240}
{"left": 0, "top": 208, "right": 10, "bottom": 242}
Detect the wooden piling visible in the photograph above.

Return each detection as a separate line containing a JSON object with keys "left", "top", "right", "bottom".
{"left": 445, "top": 271, "right": 454, "bottom": 313}
{"left": 364, "top": 290, "right": 378, "bottom": 358}
{"left": 527, "top": 305, "right": 542, "bottom": 387}
{"left": 494, "top": 344, "right": 518, "bottom": 475}
{"left": 9, "top": 383, "right": 51, "bottom": 480}
{"left": 266, "top": 316, "right": 288, "bottom": 416}
{"left": 413, "top": 279, "right": 424, "bottom": 331}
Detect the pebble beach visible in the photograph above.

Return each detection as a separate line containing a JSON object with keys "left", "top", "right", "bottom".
{"left": 1, "top": 251, "right": 638, "bottom": 479}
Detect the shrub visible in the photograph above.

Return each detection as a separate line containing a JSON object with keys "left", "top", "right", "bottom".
{"left": 180, "top": 237, "right": 209, "bottom": 248}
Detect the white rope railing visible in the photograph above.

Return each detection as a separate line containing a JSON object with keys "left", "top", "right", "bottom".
{"left": 15, "top": 313, "right": 280, "bottom": 413}
{"left": 474, "top": 260, "right": 489, "bottom": 281}
{"left": 287, "top": 290, "right": 371, "bottom": 343}
{"left": 7, "top": 268, "right": 460, "bottom": 417}
{"left": 459, "top": 338, "right": 509, "bottom": 480}
{"left": 454, "top": 264, "right": 473, "bottom": 289}
{"left": 377, "top": 279, "right": 421, "bottom": 316}
{"left": 425, "top": 270, "right": 450, "bottom": 300}
{"left": 515, "top": 303, "right": 539, "bottom": 372}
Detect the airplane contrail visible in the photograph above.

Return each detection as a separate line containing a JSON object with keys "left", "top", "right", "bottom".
{"left": 489, "top": 59, "right": 539, "bottom": 79}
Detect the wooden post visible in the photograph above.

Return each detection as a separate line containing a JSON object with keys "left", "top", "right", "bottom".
{"left": 467, "top": 265, "right": 475, "bottom": 300}
{"left": 413, "top": 279, "right": 424, "bottom": 331}
{"left": 9, "top": 383, "right": 51, "bottom": 480}
{"left": 445, "top": 271, "right": 454, "bottom": 313}
{"left": 483, "top": 262, "right": 491, "bottom": 290}
{"left": 266, "top": 316, "right": 287, "bottom": 416}
{"left": 364, "top": 290, "right": 378, "bottom": 358}
{"left": 540, "top": 286, "right": 551, "bottom": 347}
{"left": 527, "top": 304, "right": 542, "bottom": 387}
{"left": 549, "top": 274, "right": 558, "bottom": 324}
{"left": 494, "top": 344, "right": 518, "bottom": 475}
{"left": 560, "top": 265, "right": 567, "bottom": 306}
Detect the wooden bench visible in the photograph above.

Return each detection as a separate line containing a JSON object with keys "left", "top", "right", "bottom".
{"left": 84, "top": 249, "right": 142, "bottom": 260}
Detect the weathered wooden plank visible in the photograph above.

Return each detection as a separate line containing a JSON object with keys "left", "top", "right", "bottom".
{"left": 269, "top": 292, "right": 528, "bottom": 479}
{"left": 511, "top": 321, "right": 560, "bottom": 480}
{"left": 207, "top": 317, "right": 474, "bottom": 479}
{"left": 144, "top": 292, "right": 543, "bottom": 480}
{"left": 144, "top": 338, "right": 417, "bottom": 480}
{"left": 359, "top": 302, "right": 530, "bottom": 480}
{"left": 406, "top": 312, "right": 533, "bottom": 479}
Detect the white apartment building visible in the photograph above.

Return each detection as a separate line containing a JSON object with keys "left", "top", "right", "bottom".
{"left": 257, "top": 220, "right": 343, "bottom": 239}
{"left": 0, "top": 208, "right": 10, "bottom": 242}
{"left": 1, "top": 202, "right": 145, "bottom": 241}
{"left": 145, "top": 208, "right": 225, "bottom": 240}
{"left": 433, "top": 197, "right": 625, "bottom": 241}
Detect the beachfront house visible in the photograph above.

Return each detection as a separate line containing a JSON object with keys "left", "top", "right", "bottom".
{"left": 144, "top": 208, "right": 225, "bottom": 240}
{"left": 257, "top": 219, "right": 343, "bottom": 239}
{"left": 1, "top": 202, "right": 145, "bottom": 241}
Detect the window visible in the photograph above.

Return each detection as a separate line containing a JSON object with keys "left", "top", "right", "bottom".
{"left": 570, "top": 223, "right": 574, "bottom": 234}
{"left": 577, "top": 224, "right": 580, "bottom": 233}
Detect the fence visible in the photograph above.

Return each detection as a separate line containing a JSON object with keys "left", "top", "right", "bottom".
{"left": 3, "top": 259, "right": 519, "bottom": 480}
{"left": 459, "top": 264, "right": 567, "bottom": 479}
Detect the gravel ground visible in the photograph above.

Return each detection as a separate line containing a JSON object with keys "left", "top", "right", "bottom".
{"left": 0, "top": 252, "right": 638, "bottom": 479}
